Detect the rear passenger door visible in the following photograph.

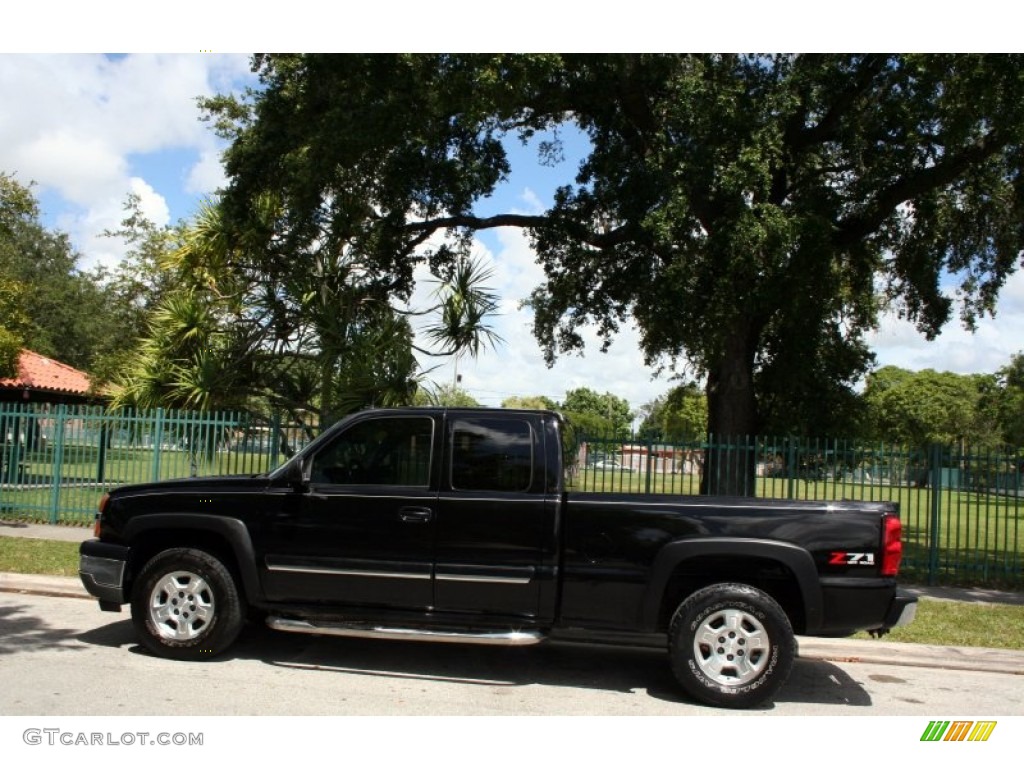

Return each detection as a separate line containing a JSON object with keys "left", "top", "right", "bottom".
{"left": 432, "top": 414, "right": 559, "bottom": 621}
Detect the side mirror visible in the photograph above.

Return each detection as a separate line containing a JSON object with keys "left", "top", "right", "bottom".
{"left": 282, "top": 460, "right": 308, "bottom": 491}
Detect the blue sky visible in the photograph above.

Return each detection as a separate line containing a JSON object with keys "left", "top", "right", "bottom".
{"left": 2, "top": 52, "right": 1023, "bottom": 417}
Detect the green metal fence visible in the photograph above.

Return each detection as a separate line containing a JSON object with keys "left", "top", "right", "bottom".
{"left": 2, "top": 404, "right": 1021, "bottom": 588}
{"left": 0, "top": 403, "right": 315, "bottom": 526}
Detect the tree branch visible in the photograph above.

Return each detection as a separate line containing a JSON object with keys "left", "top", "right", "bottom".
{"left": 772, "top": 55, "right": 892, "bottom": 206}
{"left": 402, "top": 212, "right": 633, "bottom": 250}
{"left": 836, "top": 128, "right": 1006, "bottom": 246}
{"left": 787, "top": 55, "right": 892, "bottom": 152}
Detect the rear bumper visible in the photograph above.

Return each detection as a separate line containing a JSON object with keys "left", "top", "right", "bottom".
{"left": 816, "top": 578, "right": 918, "bottom": 636}
{"left": 884, "top": 589, "right": 918, "bottom": 629}
{"left": 79, "top": 539, "right": 130, "bottom": 608}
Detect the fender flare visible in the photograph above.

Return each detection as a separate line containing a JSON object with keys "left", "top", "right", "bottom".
{"left": 642, "top": 537, "right": 823, "bottom": 633}
{"left": 124, "top": 514, "right": 263, "bottom": 605}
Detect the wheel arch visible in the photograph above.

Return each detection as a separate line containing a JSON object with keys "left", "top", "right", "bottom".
{"left": 643, "top": 538, "right": 823, "bottom": 634}
{"left": 124, "top": 515, "right": 262, "bottom": 606}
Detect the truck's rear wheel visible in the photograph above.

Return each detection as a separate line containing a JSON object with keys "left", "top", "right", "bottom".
{"left": 668, "top": 582, "right": 795, "bottom": 708}
{"left": 131, "top": 548, "right": 244, "bottom": 661}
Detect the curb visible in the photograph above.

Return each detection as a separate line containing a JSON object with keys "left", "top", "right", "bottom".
{"left": 0, "top": 572, "right": 91, "bottom": 600}
{"left": 796, "top": 636, "right": 1024, "bottom": 675}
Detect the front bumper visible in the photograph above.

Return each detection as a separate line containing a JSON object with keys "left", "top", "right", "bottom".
{"left": 79, "top": 539, "right": 130, "bottom": 609}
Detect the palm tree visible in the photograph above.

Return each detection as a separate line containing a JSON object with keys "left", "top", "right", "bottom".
{"left": 422, "top": 256, "right": 503, "bottom": 389}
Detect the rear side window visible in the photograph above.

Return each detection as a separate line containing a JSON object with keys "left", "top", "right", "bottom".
{"left": 450, "top": 417, "right": 534, "bottom": 492}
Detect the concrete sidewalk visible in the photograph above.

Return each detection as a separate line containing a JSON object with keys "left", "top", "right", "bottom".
{"left": 0, "top": 520, "right": 94, "bottom": 542}
{"left": 3, "top": 520, "right": 1024, "bottom": 676}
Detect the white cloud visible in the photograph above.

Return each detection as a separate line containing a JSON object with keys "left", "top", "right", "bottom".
{"left": 0, "top": 53, "right": 252, "bottom": 267}
{"left": 185, "top": 149, "right": 228, "bottom": 197}
{"left": 14, "top": 130, "right": 128, "bottom": 206}
{"left": 867, "top": 269, "right": 1024, "bottom": 375}
{"left": 52, "top": 178, "right": 172, "bottom": 271}
{"left": 517, "top": 187, "right": 545, "bottom": 215}
{"left": 129, "top": 178, "right": 172, "bottom": 227}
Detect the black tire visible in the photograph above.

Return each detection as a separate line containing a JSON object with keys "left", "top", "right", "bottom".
{"left": 130, "top": 548, "right": 244, "bottom": 661}
{"left": 668, "top": 582, "right": 795, "bottom": 709}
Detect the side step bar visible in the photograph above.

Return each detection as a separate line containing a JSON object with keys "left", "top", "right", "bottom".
{"left": 266, "top": 617, "right": 545, "bottom": 646}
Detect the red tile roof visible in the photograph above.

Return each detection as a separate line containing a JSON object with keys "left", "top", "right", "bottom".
{"left": 0, "top": 349, "right": 92, "bottom": 395}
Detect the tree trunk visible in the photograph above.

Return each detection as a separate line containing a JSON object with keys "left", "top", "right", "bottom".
{"left": 319, "top": 352, "right": 338, "bottom": 429}
{"left": 701, "top": 323, "right": 760, "bottom": 496}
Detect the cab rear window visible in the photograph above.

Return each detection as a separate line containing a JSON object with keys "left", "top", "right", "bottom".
{"left": 449, "top": 418, "right": 533, "bottom": 492}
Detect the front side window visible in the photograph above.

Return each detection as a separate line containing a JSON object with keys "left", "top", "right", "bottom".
{"left": 450, "top": 418, "right": 533, "bottom": 492}
{"left": 310, "top": 417, "right": 433, "bottom": 486}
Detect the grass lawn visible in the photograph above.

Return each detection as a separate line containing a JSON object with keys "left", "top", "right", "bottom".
{"left": 0, "top": 537, "right": 80, "bottom": 577}
{"left": 0, "top": 535, "right": 1021, "bottom": 650}
{"left": 854, "top": 599, "right": 1024, "bottom": 650}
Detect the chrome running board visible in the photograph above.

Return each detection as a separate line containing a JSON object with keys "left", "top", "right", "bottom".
{"left": 266, "top": 617, "right": 545, "bottom": 646}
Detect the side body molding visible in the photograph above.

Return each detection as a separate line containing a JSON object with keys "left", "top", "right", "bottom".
{"left": 642, "top": 537, "right": 824, "bottom": 633}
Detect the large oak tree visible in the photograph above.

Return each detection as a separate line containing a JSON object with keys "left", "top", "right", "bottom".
{"left": 205, "top": 54, "right": 1024, "bottom": 493}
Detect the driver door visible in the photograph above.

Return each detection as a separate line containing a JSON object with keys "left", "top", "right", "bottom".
{"left": 260, "top": 414, "right": 439, "bottom": 610}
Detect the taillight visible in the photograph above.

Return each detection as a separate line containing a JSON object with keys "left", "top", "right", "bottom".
{"left": 881, "top": 514, "right": 903, "bottom": 576}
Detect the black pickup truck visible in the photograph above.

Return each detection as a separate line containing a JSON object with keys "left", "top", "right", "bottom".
{"left": 79, "top": 407, "right": 916, "bottom": 708}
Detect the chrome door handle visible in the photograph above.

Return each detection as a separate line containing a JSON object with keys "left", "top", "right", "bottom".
{"left": 399, "top": 507, "right": 433, "bottom": 523}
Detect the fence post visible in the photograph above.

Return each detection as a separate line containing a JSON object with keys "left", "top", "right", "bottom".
{"left": 927, "top": 443, "right": 943, "bottom": 586}
{"left": 644, "top": 437, "right": 653, "bottom": 495}
{"left": 96, "top": 421, "right": 108, "bottom": 483}
{"left": 787, "top": 438, "right": 797, "bottom": 500}
{"left": 49, "top": 405, "right": 67, "bottom": 524}
{"left": 7, "top": 410, "right": 23, "bottom": 485}
{"left": 151, "top": 408, "right": 165, "bottom": 483}
{"left": 269, "top": 411, "right": 282, "bottom": 468}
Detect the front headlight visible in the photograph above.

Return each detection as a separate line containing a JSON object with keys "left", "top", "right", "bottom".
{"left": 94, "top": 492, "right": 110, "bottom": 538}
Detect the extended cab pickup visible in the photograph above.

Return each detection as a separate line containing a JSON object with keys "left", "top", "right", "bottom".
{"left": 80, "top": 407, "right": 916, "bottom": 708}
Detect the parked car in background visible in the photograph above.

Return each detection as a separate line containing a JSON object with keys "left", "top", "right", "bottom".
{"left": 592, "top": 458, "right": 633, "bottom": 472}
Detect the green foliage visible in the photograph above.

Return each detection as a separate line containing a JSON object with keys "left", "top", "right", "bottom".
{"left": 0, "top": 276, "right": 29, "bottom": 377}
{"left": 639, "top": 383, "right": 708, "bottom": 442}
{"left": 997, "top": 353, "right": 1024, "bottom": 446}
{"left": 88, "top": 196, "right": 184, "bottom": 386}
{"left": 863, "top": 366, "right": 1003, "bottom": 448}
{"left": 0, "top": 173, "right": 124, "bottom": 378}
{"left": 501, "top": 394, "right": 559, "bottom": 410}
{"left": 113, "top": 289, "right": 253, "bottom": 412}
{"left": 525, "top": 55, "right": 1024, "bottom": 448}
{"left": 561, "top": 387, "right": 632, "bottom": 436}
{"left": 423, "top": 257, "right": 502, "bottom": 361}
{"left": 0, "top": 172, "right": 38, "bottom": 234}
{"left": 112, "top": 191, "right": 501, "bottom": 426}
{"left": 413, "top": 383, "right": 480, "bottom": 407}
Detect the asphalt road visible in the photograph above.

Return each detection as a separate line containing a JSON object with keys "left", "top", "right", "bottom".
{"left": 2, "top": 591, "right": 1023, "bottom": 716}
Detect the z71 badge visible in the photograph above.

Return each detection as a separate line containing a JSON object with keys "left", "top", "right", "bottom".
{"left": 829, "top": 551, "right": 875, "bottom": 566}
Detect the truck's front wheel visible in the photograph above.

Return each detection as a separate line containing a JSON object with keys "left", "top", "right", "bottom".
{"left": 668, "top": 582, "right": 795, "bottom": 708}
{"left": 131, "top": 548, "right": 244, "bottom": 661}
